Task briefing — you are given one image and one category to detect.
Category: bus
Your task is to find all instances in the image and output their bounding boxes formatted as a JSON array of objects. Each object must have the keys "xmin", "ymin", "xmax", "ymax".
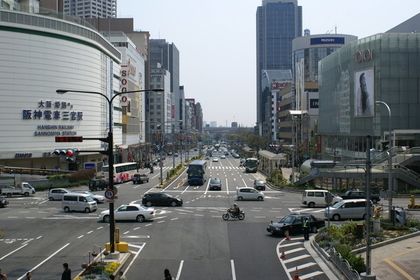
[
  {"xmin": 245, "ymin": 158, "xmax": 259, "ymax": 173},
  {"xmin": 98, "ymin": 162, "xmax": 138, "ymax": 183},
  {"xmin": 187, "ymin": 160, "xmax": 208, "ymax": 185}
]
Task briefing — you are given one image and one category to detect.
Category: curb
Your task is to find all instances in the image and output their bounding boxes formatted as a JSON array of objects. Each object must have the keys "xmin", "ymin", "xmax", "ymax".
[{"xmin": 352, "ymin": 230, "xmax": 420, "ymax": 254}]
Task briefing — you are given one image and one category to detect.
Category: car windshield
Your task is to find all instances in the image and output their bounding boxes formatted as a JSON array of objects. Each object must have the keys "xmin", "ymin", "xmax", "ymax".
[
  {"xmin": 211, "ymin": 179, "xmax": 220, "ymax": 184},
  {"xmin": 331, "ymin": 200, "xmax": 345, "ymax": 208},
  {"xmin": 279, "ymin": 215, "xmax": 296, "ymax": 224},
  {"xmin": 85, "ymin": 196, "xmax": 94, "ymax": 202}
]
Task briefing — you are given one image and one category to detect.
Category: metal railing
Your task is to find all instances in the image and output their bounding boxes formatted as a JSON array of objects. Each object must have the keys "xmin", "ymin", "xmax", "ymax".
[{"xmin": 329, "ymin": 247, "xmax": 360, "ymax": 280}]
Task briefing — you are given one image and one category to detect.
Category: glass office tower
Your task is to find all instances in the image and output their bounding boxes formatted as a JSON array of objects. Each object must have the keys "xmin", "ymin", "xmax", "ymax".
[{"xmin": 256, "ymin": 0, "xmax": 302, "ymax": 139}]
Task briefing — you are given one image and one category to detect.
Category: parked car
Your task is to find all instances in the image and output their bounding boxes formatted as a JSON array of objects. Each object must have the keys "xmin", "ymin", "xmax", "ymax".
[
  {"xmin": 209, "ymin": 178, "xmax": 222, "ymax": 190},
  {"xmin": 324, "ymin": 199, "xmax": 373, "ymax": 221},
  {"xmin": 0, "ymin": 196, "xmax": 9, "ymax": 208},
  {"xmin": 266, "ymin": 213, "xmax": 325, "ymax": 236},
  {"xmin": 48, "ymin": 188, "xmax": 72, "ymax": 201},
  {"xmin": 99, "ymin": 204, "xmax": 155, "ymax": 223},
  {"xmin": 141, "ymin": 193, "xmax": 183, "ymax": 207},
  {"xmin": 88, "ymin": 179, "xmax": 108, "ymax": 191},
  {"xmin": 236, "ymin": 187, "xmax": 265, "ymax": 201},
  {"xmin": 254, "ymin": 179, "xmax": 266, "ymax": 191},
  {"xmin": 302, "ymin": 189, "xmax": 342, "ymax": 208},
  {"xmin": 74, "ymin": 191, "xmax": 106, "ymax": 203},
  {"xmin": 132, "ymin": 174, "xmax": 149, "ymax": 184}
]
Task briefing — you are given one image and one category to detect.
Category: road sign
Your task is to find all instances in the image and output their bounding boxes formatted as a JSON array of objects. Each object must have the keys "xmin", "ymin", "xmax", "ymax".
[
  {"xmin": 104, "ymin": 189, "xmax": 115, "ymax": 199},
  {"xmin": 159, "ymin": 161, "xmax": 164, "ymax": 167},
  {"xmin": 55, "ymin": 136, "xmax": 83, "ymax": 142}
]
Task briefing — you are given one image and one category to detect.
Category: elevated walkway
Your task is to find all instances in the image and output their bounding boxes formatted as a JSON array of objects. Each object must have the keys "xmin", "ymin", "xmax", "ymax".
[{"xmin": 294, "ymin": 147, "xmax": 420, "ymax": 189}]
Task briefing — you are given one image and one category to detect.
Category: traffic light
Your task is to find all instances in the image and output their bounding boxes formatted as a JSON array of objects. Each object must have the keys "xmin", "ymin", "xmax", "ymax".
[{"xmin": 52, "ymin": 148, "xmax": 79, "ymax": 163}]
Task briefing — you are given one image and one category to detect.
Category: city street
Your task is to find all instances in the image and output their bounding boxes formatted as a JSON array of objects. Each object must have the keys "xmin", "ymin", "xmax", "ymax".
[{"xmin": 0, "ymin": 154, "xmax": 417, "ymax": 279}]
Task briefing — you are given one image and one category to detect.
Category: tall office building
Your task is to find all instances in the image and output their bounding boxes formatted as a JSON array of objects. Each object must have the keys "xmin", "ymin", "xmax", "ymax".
[
  {"xmin": 256, "ymin": 0, "xmax": 302, "ymax": 139},
  {"xmin": 63, "ymin": 0, "xmax": 116, "ymax": 18},
  {"xmin": 149, "ymin": 39, "xmax": 183, "ymax": 132}
]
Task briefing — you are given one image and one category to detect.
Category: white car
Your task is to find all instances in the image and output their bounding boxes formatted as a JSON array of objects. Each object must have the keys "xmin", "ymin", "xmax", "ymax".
[
  {"xmin": 236, "ymin": 187, "xmax": 265, "ymax": 201},
  {"xmin": 48, "ymin": 188, "xmax": 72, "ymax": 201},
  {"xmin": 74, "ymin": 191, "xmax": 106, "ymax": 203},
  {"xmin": 220, "ymin": 155, "xmax": 226, "ymax": 159},
  {"xmin": 212, "ymin": 157, "xmax": 219, "ymax": 162},
  {"xmin": 99, "ymin": 204, "xmax": 155, "ymax": 223}
]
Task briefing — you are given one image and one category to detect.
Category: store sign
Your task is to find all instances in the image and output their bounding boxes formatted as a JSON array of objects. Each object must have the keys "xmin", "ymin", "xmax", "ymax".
[
  {"xmin": 354, "ymin": 49, "xmax": 373, "ymax": 63},
  {"xmin": 310, "ymin": 37, "xmax": 345, "ymax": 45},
  {"xmin": 22, "ymin": 101, "xmax": 81, "ymax": 137}
]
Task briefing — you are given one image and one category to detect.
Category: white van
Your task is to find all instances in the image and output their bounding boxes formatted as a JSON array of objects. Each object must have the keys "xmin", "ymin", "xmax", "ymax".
[
  {"xmin": 302, "ymin": 189, "xmax": 342, "ymax": 208},
  {"xmin": 62, "ymin": 193, "xmax": 97, "ymax": 213},
  {"xmin": 324, "ymin": 199, "xmax": 373, "ymax": 220}
]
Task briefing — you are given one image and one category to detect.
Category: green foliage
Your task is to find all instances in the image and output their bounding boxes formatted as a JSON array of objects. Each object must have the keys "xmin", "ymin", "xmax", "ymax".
[
  {"xmin": 34, "ymin": 181, "xmax": 89, "ymax": 191},
  {"xmin": 267, "ymin": 169, "xmax": 286, "ymax": 186},
  {"xmin": 47, "ymin": 174, "xmax": 70, "ymax": 181},
  {"xmin": 68, "ymin": 169, "xmax": 95, "ymax": 183}
]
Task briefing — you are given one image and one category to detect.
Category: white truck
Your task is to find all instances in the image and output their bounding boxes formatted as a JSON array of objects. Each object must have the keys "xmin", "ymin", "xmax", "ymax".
[{"xmin": 0, "ymin": 182, "xmax": 36, "ymax": 197}]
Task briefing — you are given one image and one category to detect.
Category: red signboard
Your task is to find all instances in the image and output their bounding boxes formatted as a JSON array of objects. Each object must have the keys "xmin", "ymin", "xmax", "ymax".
[{"xmin": 55, "ymin": 137, "xmax": 83, "ymax": 142}]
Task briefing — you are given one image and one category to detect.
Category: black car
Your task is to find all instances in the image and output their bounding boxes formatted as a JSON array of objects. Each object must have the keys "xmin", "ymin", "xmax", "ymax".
[
  {"xmin": 132, "ymin": 174, "xmax": 149, "ymax": 184},
  {"xmin": 88, "ymin": 179, "xmax": 108, "ymax": 191},
  {"xmin": 0, "ymin": 196, "xmax": 9, "ymax": 208},
  {"xmin": 266, "ymin": 213, "xmax": 325, "ymax": 236},
  {"xmin": 142, "ymin": 193, "xmax": 183, "ymax": 207}
]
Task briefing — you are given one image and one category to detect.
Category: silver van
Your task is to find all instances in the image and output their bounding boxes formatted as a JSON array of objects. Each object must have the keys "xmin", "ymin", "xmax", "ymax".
[
  {"xmin": 302, "ymin": 189, "xmax": 342, "ymax": 208},
  {"xmin": 324, "ymin": 199, "xmax": 373, "ymax": 221},
  {"xmin": 62, "ymin": 193, "xmax": 97, "ymax": 213}
]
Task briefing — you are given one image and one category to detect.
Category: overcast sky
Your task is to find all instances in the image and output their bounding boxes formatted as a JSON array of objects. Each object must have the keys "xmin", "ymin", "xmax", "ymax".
[{"xmin": 117, "ymin": 0, "xmax": 419, "ymax": 128}]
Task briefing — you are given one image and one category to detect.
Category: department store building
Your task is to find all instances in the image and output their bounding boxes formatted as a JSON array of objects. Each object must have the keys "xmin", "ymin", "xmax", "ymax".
[
  {"xmin": 318, "ymin": 32, "xmax": 420, "ymax": 161},
  {"xmin": 0, "ymin": 7, "xmax": 122, "ymax": 170}
]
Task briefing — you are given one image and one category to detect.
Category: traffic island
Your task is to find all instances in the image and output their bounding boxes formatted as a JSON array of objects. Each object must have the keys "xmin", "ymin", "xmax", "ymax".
[{"xmin": 74, "ymin": 249, "xmax": 132, "ymax": 280}]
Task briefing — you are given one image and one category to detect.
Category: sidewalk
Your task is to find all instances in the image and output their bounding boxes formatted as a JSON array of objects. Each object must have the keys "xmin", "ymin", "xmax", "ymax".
[{"xmin": 369, "ymin": 233, "xmax": 420, "ymax": 280}]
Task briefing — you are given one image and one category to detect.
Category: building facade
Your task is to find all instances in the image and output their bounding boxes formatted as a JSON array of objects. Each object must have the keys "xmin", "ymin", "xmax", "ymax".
[
  {"xmin": 256, "ymin": 0, "xmax": 302, "ymax": 138},
  {"xmin": 63, "ymin": 0, "xmax": 116, "ymax": 18},
  {"xmin": 319, "ymin": 33, "xmax": 420, "ymax": 160},
  {"xmin": 0, "ymin": 6, "xmax": 121, "ymax": 170}
]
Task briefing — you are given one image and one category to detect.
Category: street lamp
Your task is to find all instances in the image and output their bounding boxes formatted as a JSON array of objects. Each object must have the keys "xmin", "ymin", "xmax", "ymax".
[
  {"xmin": 56, "ymin": 88, "xmax": 163, "ymax": 253},
  {"xmin": 375, "ymin": 101, "xmax": 393, "ymax": 220}
]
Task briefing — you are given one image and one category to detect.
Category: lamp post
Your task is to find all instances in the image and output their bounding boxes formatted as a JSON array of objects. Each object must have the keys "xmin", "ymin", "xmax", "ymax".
[
  {"xmin": 375, "ymin": 101, "xmax": 393, "ymax": 220},
  {"xmin": 57, "ymin": 88, "xmax": 163, "ymax": 253}
]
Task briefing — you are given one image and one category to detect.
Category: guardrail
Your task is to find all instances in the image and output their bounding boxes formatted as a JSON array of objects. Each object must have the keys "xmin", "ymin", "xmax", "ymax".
[{"xmin": 328, "ymin": 247, "xmax": 360, "ymax": 280}]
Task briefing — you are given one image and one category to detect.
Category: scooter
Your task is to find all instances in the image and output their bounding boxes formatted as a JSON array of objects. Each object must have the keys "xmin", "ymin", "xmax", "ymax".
[{"xmin": 222, "ymin": 208, "xmax": 245, "ymax": 220}]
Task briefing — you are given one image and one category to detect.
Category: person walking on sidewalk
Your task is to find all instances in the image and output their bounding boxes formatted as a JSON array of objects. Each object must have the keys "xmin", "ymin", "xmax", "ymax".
[{"xmin": 61, "ymin": 263, "xmax": 71, "ymax": 280}]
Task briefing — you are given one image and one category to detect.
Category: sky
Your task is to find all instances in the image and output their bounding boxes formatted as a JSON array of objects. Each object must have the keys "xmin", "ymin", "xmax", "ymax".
[{"xmin": 117, "ymin": 0, "xmax": 419, "ymax": 128}]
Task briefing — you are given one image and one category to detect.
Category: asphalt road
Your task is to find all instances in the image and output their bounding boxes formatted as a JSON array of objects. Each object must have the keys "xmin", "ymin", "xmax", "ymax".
[{"xmin": 1, "ymin": 152, "xmax": 417, "ymax": 279}]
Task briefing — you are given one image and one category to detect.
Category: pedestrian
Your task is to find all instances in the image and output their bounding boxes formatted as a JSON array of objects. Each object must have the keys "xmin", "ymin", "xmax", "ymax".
[
  {"xmin": 25, "ymin": 272, "xmax": 32, "ymax": 280},
  {"xmin": 119, "ymin": 270, "xmax": 127, "ymax": 280},
  {"xmin": 302, "ymin": 217, "xmax": 310, "ymax": 241},
  {"xmin": 164, "ymin": 268, "xmax": 173, "ymax": 280},
  {"xmin": 61, "ymin": 263, "xmax": 71, "ymax": 280},
  {"xmin": 0, "ymin": 269, "xmax": 7, "ymax": 280}
]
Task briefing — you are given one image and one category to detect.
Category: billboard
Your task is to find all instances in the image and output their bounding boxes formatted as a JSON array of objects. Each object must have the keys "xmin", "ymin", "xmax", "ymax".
[{"xmin": 354, "ymin": 68, "xmax": 374, "ymax": 117}]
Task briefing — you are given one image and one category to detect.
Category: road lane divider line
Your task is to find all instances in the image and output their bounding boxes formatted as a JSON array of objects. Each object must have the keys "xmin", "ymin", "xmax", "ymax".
[
  {"xmin": 230, "ymin": 259, "xmax": 236, "ymax": 280},
  {"xmin": 0, "ymin": 244, "xmax": 28, "ymax": 260},
  {"xmin": 16, "ymin": 243, "xmax": 70, "ymax": 280},
  {"xmin": 175, "ymin": 260, "xmax": 184, "ymax": 280}
]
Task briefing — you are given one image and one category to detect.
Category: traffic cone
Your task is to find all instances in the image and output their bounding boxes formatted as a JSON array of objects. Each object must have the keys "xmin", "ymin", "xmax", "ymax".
[
  {"xmin": 285, "ymin": 230, "xmax": 291, "ymax": 240},
  {"xmin": 280, "ymin": 247, "xmax": 286, "ymax": 259},
  {"xmin": 293, "ymin": 267, "xmax": 300, "ymax": 280}
]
